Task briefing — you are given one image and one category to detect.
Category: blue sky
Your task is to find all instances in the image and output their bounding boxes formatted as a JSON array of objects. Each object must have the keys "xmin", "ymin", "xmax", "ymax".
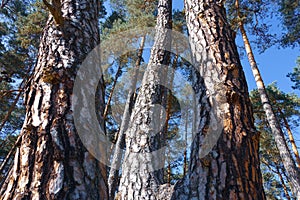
[{"xmin": 240, "ymin": 39, "xmax": 299, "ymax": 95}]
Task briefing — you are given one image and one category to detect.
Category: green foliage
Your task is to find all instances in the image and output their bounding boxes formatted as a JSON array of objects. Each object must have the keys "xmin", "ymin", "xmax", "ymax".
[
  {"xmin": 16, "ymin": 0, "xmax": 48, "ymax": 49},
  {"xmin": 0, "ymin": 1, "xmax": 40, "ymax": 139},
  {"xmin": 279, "ymin": 0, "xmax": 300, "ymax": 47},
  {"xmin": 287, "ymin": 57, "xmax": 300, "ymax": 91},
  {"xmin": 250, "ymin": 83, "xmax": 299, "ymax": 199},
  {"xmin": 226, "ymin": 0, "xmax": 276, "ymax": 52},
  {"xmin": 0, "ymin": 0, "xmax": 47, "ymax": 83},
  {"xmin": 251, "ymin": 82, "xmax": 300, "ymax": 128},
  {"xmin": 101, "ymin": 0, "xmax": 157, "ymax": 38},
  {"xmin": 172, "ymin": 10, "xmax": 186, "ymax": 33},
  {"xmin": 226, "ymin": 0, "xmax": 300, "ymax": 50}
]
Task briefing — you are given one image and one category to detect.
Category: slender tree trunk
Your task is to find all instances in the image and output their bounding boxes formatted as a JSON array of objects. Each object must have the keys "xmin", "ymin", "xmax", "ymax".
[
  {"xmin": 103, "ymin": 64, "xmax": 122, "ymax": 120},
  {"xmin": 162, "ymin": 53, "xmax": 177, "ymax": 184},
  {"xmin": 108, "ymin": 35, "xmax": 146, "ymax": 200},
  {"xmin": 0, "ymin": 0, "xmax": 108, "ymax": 199},
  {"xmin": 183, "ymin": 110, "xmax": 188, "ymax": 177},
  {"xmin": 235, "ymin": 0, "xmax": 300, "ymax": 197},
  {"xmin": 276, "ymin": 165, "xmax": 291, "ymax": 200},
  {"xmin": 167, "ymin": 156, "xmax": 171, "ymax": 184},
  {"xmin": 171, "ymin": 0, "xmax": 266, "ymax": 199},
  {"xmin": 118, "ymin": 0, "xmax": 172, "ymax": 199},
  {"xmin": 281, "ymin": 165, "xmax": 295, "ymax": 199},
  {"xmin": 278, "ymin": 107, "xmax": 300, "ymax": 169}
]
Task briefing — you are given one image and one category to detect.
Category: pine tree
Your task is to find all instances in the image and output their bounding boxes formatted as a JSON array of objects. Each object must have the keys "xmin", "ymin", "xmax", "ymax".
[
  {"xmin": 0, "ymin": 0, "xmax": 45, "ymax": 180},
  {"xmin": 0, "ymin": 0, "xmax": 108, "ymax": 199},
  {"xmin": 171, "ymin": 0, "xmax": 265, "ymax": 198},
  {"xmin": 117, "ymin": 0, "xmax": 172, "ymax": 198},
  {"xmin": 279, "ymin": 0, "xmax": 300, "ymax": 47},
  {"xmin": 250, "ymin": 83, "xmax": 300, "ymax": 199}
]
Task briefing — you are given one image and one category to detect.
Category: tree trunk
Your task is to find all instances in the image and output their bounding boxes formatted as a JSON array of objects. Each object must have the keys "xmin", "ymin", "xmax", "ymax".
[
  {"xmin": 276, "ymin": 165, "xmax": 291, "ymax": 200},
  {"xmin": 183, "ymin": 110, "xmax": 188, "ymax": 177},
  {"xmin": 117, "ymin": 0, "xmax": 172, "ymax": 199},
  {"xmin": 0, "ymin": 0, "xmax": 108, "ymax": 199},
  {"xmin": 278, "ymin": 107, "xmax": 300, "ymax": 169},
  {"xmin": 103, "ymin": 64, "xmax": 122, "ymax": 120},
  {"xmin": 171, "ymin": 0, "xmax": 266, "ymax": 199},
  {"xmin": 235, "ymin": 0, "xmax": 300, "ymax": 197},
  {"xmin": 108, "ymin": 35, "xmax": 146, "ymax": 200}
]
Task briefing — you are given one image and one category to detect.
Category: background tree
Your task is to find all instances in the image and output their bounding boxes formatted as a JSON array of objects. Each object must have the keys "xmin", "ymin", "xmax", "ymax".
[
  {"xmin": 278, "ymin": 0, "xmax": 300, "ymax": 47},
  {"xmin": 250, "ymin": 83, "xmax": 300, "ymax": 199},
  {"xmin": 287, "ymin": 57, "xmax": 300, "ymax": 91}
]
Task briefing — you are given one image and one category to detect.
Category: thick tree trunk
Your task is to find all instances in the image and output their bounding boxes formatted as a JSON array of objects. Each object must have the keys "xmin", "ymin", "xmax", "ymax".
[
  {"xmin": 235, "ymin": 0, "xmax": 300, "ymax": 197},
  {"xmin": 0, "ymin": 0, "xmax": 108, "ymax": 199},
  {"xmin": 171, "ymin": 0, "xmax": 266, "ymax": 199},
  {"xmin": 117, "ymin": 0, "xmax": 172, "ymax": 199}
]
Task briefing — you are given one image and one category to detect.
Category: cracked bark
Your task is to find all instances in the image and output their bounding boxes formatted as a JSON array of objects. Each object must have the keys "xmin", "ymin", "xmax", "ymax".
[
  {"xmin": 117, "ymin": 0, "xmax": 172, "ymax": 199},
  {"xmin": 0, "ymin": 0, "xmax": 108, "ymax": 199},
  {"xmin": 170, "ymin": 0, "xmax": 266, "ymax": 199}
]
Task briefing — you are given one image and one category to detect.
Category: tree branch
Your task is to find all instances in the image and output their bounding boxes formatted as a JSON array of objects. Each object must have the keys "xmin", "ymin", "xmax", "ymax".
[
  {"xmin": 42, "ymin": 0, "xmax": 64, "ymax": 25},
  {"xmin": 1, "ymin": 0, "xmax": 9, "ymax": 8}
]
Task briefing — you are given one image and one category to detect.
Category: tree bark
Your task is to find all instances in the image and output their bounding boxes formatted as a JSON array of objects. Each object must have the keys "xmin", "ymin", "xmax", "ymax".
[
  {"xmin": 117, "ymin": 0, "xmax": 172, "ymax": 199},
  {"xmin": 108, "ymin": 35, "xmax": 146, "ymax": 200},
  {"xmin": 0, "ymin": 0, "xmax": 108, "ymax": 199},
  {"xmin": 235, "ymin": 0, "xmax": 300, "ymax": 197},
  {"xmin": 278, "ymin": 107, "xmax": 300, "ymax": 169},
  {"xmin": 171, "ymin": 0, "xmax": 266, "ymax": 199}
]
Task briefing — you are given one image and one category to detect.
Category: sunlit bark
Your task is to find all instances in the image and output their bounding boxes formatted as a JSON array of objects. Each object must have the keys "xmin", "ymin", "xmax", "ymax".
[
  {"xmin": 171, "ymin": 0, "xmax": 266, "ymax": 199},
  {"xmin": 118, "ymin": 0, "xmax": 172, "ymax": 199},
  {"xmin": 0, "ymin": 0, "xmax": 108, "ymax": 199}
]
